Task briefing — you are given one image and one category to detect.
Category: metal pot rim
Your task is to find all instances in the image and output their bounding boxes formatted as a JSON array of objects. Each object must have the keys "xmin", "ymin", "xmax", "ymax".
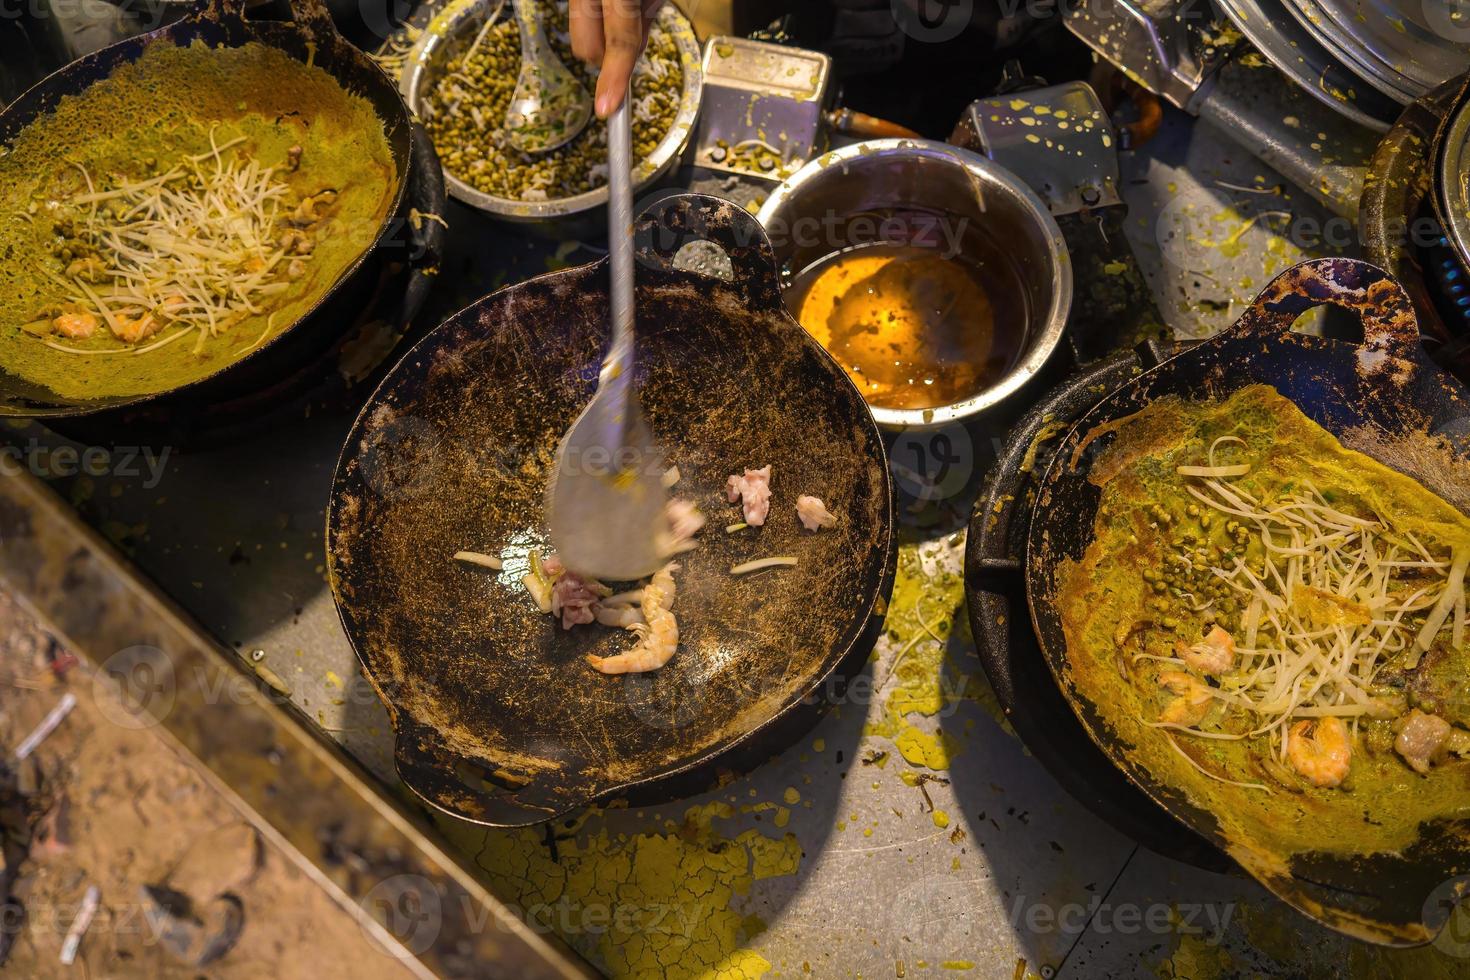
[
  {"xmin": 400, "ymin": 2, "xmax": 702, "ymax": 222},
  {"xmin": 756, "ymin": 137, "xmax": 1073, "ymax": 430}
]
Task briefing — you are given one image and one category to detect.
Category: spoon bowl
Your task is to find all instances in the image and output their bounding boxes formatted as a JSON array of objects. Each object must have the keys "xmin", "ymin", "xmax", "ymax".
[{"xmin": 505, "ymin": 0, "xmax": 593, "ymax": 154}]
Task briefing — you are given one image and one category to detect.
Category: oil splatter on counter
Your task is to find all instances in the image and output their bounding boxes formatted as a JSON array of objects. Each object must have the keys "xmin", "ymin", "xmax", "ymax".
[{"xmin": 428, "ymin": 531, "xmax": 1138, "ymax": 978}]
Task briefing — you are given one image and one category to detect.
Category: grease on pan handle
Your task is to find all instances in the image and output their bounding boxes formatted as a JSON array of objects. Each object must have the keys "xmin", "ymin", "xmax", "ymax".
[
  {"xmin": 1230, "ymin": 257, "xmax": 1423, "ymax": 360},
  {"xmin": 632, "ymin": 193, "xmax": 785, "ymax": 310}
]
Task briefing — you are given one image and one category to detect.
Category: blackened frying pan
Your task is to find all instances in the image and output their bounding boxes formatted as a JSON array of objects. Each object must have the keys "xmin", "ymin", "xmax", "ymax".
[
  {"xmin": 0, "ymin": 0, "xmax": 415, "ymax": 417},
  {"xmin": 1027, "ymin": 258, "xmax": 1470, "ymax": 945},
  {"xmin": 327, "ymin": 194, "xmax": 896, "ymax": 827}
]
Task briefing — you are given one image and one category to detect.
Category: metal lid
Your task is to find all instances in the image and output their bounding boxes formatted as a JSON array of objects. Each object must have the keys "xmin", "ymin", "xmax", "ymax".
[
  {"xmin": 1437, "ymin": 90, "xmax": 1470, "ymax": 271},
  {"xmin": 1280, "ymin": 0, "xmax": 1470, "ymax": 103},
  {"xmin": 1212, "ymin": 0, "xmax": 1401, "ymax": 131}
]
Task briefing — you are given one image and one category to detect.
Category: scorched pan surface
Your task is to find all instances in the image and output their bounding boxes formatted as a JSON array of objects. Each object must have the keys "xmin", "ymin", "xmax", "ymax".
[{"xmin": 327, "ymin": 195, "xmax": 895, "ymax": 826}]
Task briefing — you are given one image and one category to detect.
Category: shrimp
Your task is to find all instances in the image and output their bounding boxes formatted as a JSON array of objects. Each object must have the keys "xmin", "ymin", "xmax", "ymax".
[
  {"xmin": 1286, "ymin": 716, "xmax": 1352, "ymax": 788},
  {"xmin": 109, "ymin": 311, "xmax": 162, "ymax": 343},
  {"xmin": 52, "ymin": 312, "xmax": 98, "ymax": 339},
  {"xmin": 586, "ymin": 564, "xmax": 679, "ymax": 674},
  {"xmin": 594, "ymin": 605, "xmax": 644, "ymax": 629},
  {"xmin": 1157, "ymin": 670, "xmax": 1213, "ymax": 726},
  {"xmin": 1177, "ymin": 625, "xmax": 1236, "ymax": 676}
]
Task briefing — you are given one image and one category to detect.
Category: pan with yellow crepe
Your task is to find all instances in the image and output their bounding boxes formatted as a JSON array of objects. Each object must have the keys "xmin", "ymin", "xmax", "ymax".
[{"xmin": 1027, "ymin": 257, "xmax": 1470, "ymax": 944}]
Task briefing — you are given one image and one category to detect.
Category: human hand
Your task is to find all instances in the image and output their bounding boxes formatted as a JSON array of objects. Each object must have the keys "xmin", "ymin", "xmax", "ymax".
[{"xmin": 569, "ymin": 0, "xmax": 665, "ymax": 118}]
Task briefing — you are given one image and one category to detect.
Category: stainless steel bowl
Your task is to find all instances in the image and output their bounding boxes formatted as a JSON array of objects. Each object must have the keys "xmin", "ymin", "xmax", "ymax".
[
  {"xmin": 756, "ymin": 138, "xmax": 1072, "ymax": 430},
  {"xmin": 400, "ymin": 0, "xmax": 701, "ymax": 227}
]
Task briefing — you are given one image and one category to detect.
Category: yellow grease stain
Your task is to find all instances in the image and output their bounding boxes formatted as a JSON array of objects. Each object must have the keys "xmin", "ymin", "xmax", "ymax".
[
  {"xmin": 1151, "ymin": 930, "xmax": 1234, "ymax": 979},
  {"xmin": 862, "ymin": 539, "xmax": 1008, "ymax": 771},
  {"xmin": 438, "ymin": 801, "xmax": 800, "ymax": 978}
]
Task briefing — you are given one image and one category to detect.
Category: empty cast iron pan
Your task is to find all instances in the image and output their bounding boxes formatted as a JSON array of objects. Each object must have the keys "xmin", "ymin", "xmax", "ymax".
[
  {"xmin": 327, "ymin": 194, "xmax": 896, "ymax": 827},
  {"xmin": 1026, "ymin": 257, "xmax": 1470, "ymax": 944}
]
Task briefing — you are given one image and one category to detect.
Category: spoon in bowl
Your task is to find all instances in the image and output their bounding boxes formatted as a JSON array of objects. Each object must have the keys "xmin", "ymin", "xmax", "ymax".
[
  {"xmin": 504, "ymin": 0, "xmax": 593, "ymax": 153},
  {"xmin": 546, "ymin": 89, "xmax": 669, "ymax": 581}
]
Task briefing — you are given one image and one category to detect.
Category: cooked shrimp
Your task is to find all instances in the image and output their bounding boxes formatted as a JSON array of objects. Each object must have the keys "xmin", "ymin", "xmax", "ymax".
[
  {"xmin": 594, "ymin": 605, "xmax": 644, "ymax": 628},
  {"xmin": 1286, "ymin": 716, "xmax": 1352, "ymax": 788},
  {"xmin": 52, "ymin": 312, "xmax": 98, "ymax": 339},
  {"xmin": 587, "ymin": 563, "xmax": 679, "ymax": 674},
  {"xmin": 795, "ymin": 494, "xmax": 837, "ymax": 531},
  {"xmin": 727, "ymin": 466, "xmax": 772, "ymax": 526},
  {"xmin": 1157, "ymin": 670, "xmax": 1213, "ymax": 726},
  {"xmin": 109, "ymin": 311, "xmax": 162, "ymax": 343},
  {"xmin": 1177, "ymin": 625, "xmax": 1235, "ymax": 676}
]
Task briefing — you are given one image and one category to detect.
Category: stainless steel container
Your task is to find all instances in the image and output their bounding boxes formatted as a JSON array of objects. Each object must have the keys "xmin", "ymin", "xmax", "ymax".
[
  {"xmin": 756, "ymin": 138, "xmax": 1072, "ymax": 429},
  {"xmin": 400, "ymin": 0, "xmax": 701, "ymax": 232}
]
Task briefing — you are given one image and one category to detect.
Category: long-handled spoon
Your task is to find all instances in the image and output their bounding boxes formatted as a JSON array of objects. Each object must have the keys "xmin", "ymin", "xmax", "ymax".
[{"xmin": 546, "ymin": 90, "xmax": 668, "ymax": 581}]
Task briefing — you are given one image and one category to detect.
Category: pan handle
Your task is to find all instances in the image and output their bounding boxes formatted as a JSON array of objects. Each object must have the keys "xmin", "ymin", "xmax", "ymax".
[
  {"xmin": 1231, "ymin": 258, "xmax": 1423, "ymax": 360},
  {"xmin": 393, "ymin": 723, "xmax": 563, "ymax": 827},
  {"xmin": 203, "ymin": 0, "xmax": 339, "ymax": 35},
  {"xmin": 632, "ymin": 193, "xmax": 786, "ymax": 311}
]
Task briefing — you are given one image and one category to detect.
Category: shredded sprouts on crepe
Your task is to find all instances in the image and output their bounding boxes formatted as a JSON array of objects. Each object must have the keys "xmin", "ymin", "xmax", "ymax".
[
  {"xmin": 45, "ymin": 127, "xmax": 324, "ymax": 353},
  {"xmin": 1150, "ymin": 436, "xmax": 1468, "ymax": 767}
]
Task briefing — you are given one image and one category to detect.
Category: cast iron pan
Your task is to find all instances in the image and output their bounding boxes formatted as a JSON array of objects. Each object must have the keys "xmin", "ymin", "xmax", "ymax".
[
  {"xmin": 327, "ymin": 194, "xmax": 896, "ymax": 827},
  {"xmin": 1027, "ymin": 257, "xmax": 1470, "ymax": 944},
  {"xmin": 0, "ymin": 0, "xmax": 415, "ymax": 419},
  {"xmin": 965, "ymin": 342, "xmax": 1231, "ymax": 872}
]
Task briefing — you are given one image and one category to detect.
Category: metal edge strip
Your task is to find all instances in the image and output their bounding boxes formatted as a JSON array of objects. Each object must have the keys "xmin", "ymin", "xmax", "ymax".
[{"xmin": 0, "ymin": 467, "xmax": 594, "ymax": 980}]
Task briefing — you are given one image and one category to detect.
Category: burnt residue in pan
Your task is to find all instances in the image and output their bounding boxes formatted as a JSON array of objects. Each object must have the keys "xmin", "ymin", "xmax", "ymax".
[{"xmin": 328, "ymin": 195, "xmax": 896, "ymax": 826}]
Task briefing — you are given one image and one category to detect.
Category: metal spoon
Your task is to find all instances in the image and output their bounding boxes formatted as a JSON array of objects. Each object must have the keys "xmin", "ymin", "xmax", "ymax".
[
  {"xmin": 504, "ymin": 0, "xmax": 593, "ymax": 153},
  {"xmin": 546, "ymin": 91, "xmax": 668, "ymax": 581}
]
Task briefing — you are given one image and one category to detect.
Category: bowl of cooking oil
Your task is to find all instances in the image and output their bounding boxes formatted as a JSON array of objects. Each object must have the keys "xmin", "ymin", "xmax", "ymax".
[{"xmin": 756, "ymin": 139, "xmax": 1071, "ymax": 429}]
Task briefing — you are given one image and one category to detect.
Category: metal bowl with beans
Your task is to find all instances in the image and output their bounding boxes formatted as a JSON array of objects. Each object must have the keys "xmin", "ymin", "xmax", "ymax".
[{"xmin": 402, "ymin": 0, "xmax": 701, "ymax": 226}]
